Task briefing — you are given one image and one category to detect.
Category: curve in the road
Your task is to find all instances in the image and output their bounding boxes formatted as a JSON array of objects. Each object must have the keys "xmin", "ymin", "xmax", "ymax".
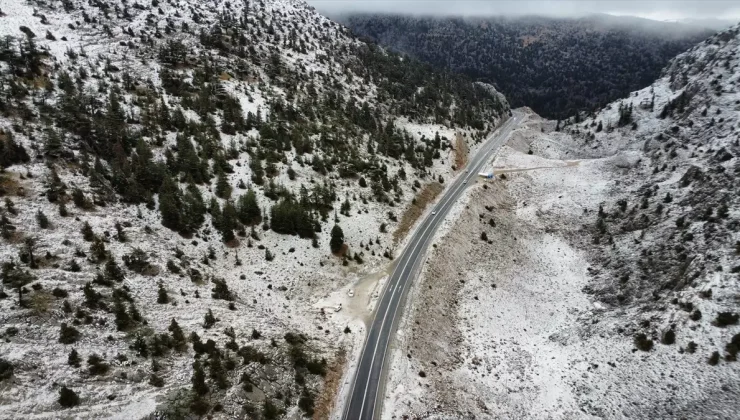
[{"xmin": 343, "ymin": 111, "xmax": 521, "ymax": 420}]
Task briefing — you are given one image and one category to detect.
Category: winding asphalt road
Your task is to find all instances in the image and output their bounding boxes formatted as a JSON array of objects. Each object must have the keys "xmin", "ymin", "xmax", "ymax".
[{"xmin": 342, "ymin": 110, "xmax": 522, "ymax": 420}]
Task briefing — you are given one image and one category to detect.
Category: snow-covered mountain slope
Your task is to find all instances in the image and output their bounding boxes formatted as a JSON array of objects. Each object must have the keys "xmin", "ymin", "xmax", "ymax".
[
  {"xmin": 560, "ymin": 23, "xmax": 740, "ymax": 310},
  {"xmin": 382, "ymin": 24, "xmax": 740, "ymax": 420},
  {"xmin": 0, "ymin": 0, "xmax": 508, "ymax": 418}
]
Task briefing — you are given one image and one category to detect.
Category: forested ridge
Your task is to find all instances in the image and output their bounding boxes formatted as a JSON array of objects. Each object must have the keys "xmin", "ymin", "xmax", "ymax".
[{"xmin": 343, "ymin": 13, "xmax": 714, "ymax": 118}]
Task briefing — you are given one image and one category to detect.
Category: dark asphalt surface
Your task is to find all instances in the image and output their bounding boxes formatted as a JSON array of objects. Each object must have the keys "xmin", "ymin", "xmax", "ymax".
[{"xmin": 342, "ymin": 111, "xmax": 522, "ymax": 420}]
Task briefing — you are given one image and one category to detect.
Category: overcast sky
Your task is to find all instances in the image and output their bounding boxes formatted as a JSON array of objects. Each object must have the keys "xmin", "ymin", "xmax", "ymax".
[{"xmin": 307, "ymin": 0, "xmax": 740, "ymax": 21}]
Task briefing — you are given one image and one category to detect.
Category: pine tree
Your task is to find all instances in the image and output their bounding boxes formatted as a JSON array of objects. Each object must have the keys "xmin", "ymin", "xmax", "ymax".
[
  {"xmin": 104, "ymin": 258, "xmax": 125, "ymax": 282},
  {"xmin": 72, "ymin": 188, "xmax": 91, "ymax": 209},
  {"xmin": 270, "ymin": 198, "xmax": 316, "ymax": 238},
  {"xmin": 618, "ymin": 102, "xmax": 633, "ymax": 127},
  {"xmin": 67, "ymin": 349, "xmax": 81, "ymax": 367},
  {"xmin": 1, "ymin": 261, "xmax": 35, "ymax": 307},
  {"xmin": 237, "ymin": 188, "xmax": 261, "ymax": 225},
  {"xmin": 211, "ymin": 278, "xmax": 234, "ymax": 301},
  {"xmin": 340, "ymin": 197, "xmax": 351, "ymax": 216},
  {"xmin": 44, "ymin": 128, "xmax": 63, "ymax": 158},
  {"xmin": 46, "ymin": 167, "xmax": 66, "ymax": 203},
  {"xmin": 58, "ymin": 386, "xmax": 80, "ymax": 408},
  {"xmin": 21, "ymin": 237, "xmax": 37, "ymax": 268},
  {"xmin": 0, "ymin": 130, "xmax": 30, "ymax": 168},
  {"xmin": 132, "ymin": 334, "xmax": 149, "ymax": 358},
  {"xmin": 83, "ymin": 282, "xmax": 102, "ymax": 308},
  {"xmin": 250, "ymin": 158, "xmax": 265, "ymax": 185},
  {"xmin": 36, "ymin": 210, "xmax": 49, "ymax": 228},
  {"xmin": 209, "ymin": 352, "xmax": 229, "ymax": 389},
  {"xmin": 87, "ymin": 354, "xmax": 109, "ymax": 376},
  {"xmin": 215, "ymin": 169, "xmax": 232, "ymax": 199},
  {"xmin": 330, "ymin": 224, "xmax": 344, "ymax": 254},
  {"xmin": 169, "ymin": 318, "xmax": 187, "ymax": 351},
  {"xmin": 81, "ymin": 221, "xmax": 95, "ymax": 241},
  {"xmin": 191, "ymin": 360, "xmax": 209, "ymax": 395},
  {"xmin": 132, "ymin": 138, "xmax": 164, "ymax": 195},
  {"xmin": 89, "ymin": 238, "xmax": 107, "ymax": 263},
  {"xmin": 114, "ymin": 300, "xmax": 132, "ymax": 331},
  {"xmin": 59, "ymin": 323, "xmax": 80, "ymax": 344},
  {"xmin": 129, "ymin": 302, "xmax": 143, "ymax": 323},
  {"xmin": 220, "ymin": 200, "xmax": 238, "ymax": 242},
  {"xmin": 157, "ymin": 283, "xmax": 169, "ymax": 304},
  {"xmin": 0, "ymin": 214, "xmax": 14, "ymax": 240},
  {"xmin": 149, "ymin": 373, "xmax": 164, "ymax": 387},
  {"xmin": 182, "ymin": 182, "xmax": 206, "ymax": 234},
  {"xmin": 158, "ymin": 174, "xmax": 183, "ymax": 232},
  {"xmin": 175, "ymin": 135, "xmax": 208, "ymax": 183},
  {"xmin": 114, "ymin": 222, "xmax": 128, "ymax": 242},
  {"xmin": 203, "ymin": 309, "xmax": 217, "ymax": 329},
  {"xmin": 210, "ymin": 197, "xmax": 222, "ymax": 230}
]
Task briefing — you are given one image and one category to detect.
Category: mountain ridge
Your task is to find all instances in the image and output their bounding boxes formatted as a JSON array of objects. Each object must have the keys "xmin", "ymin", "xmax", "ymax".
[{"xmin": 341, "ymin": 13, "xmax": 716, "ymax": 119}]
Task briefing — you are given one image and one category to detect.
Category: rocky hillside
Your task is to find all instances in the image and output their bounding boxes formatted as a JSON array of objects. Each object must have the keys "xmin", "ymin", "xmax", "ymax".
[
  {"xmin": 0, "ymin": 0, "xmax": 508, "ymax": 418},
  {"xmin": 342, "ymin": 13, "xmax": 713, "ymax": 119},
  {"xmin": 560, "ymin": 23, "xmax": 740, "ymax": 313}
]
